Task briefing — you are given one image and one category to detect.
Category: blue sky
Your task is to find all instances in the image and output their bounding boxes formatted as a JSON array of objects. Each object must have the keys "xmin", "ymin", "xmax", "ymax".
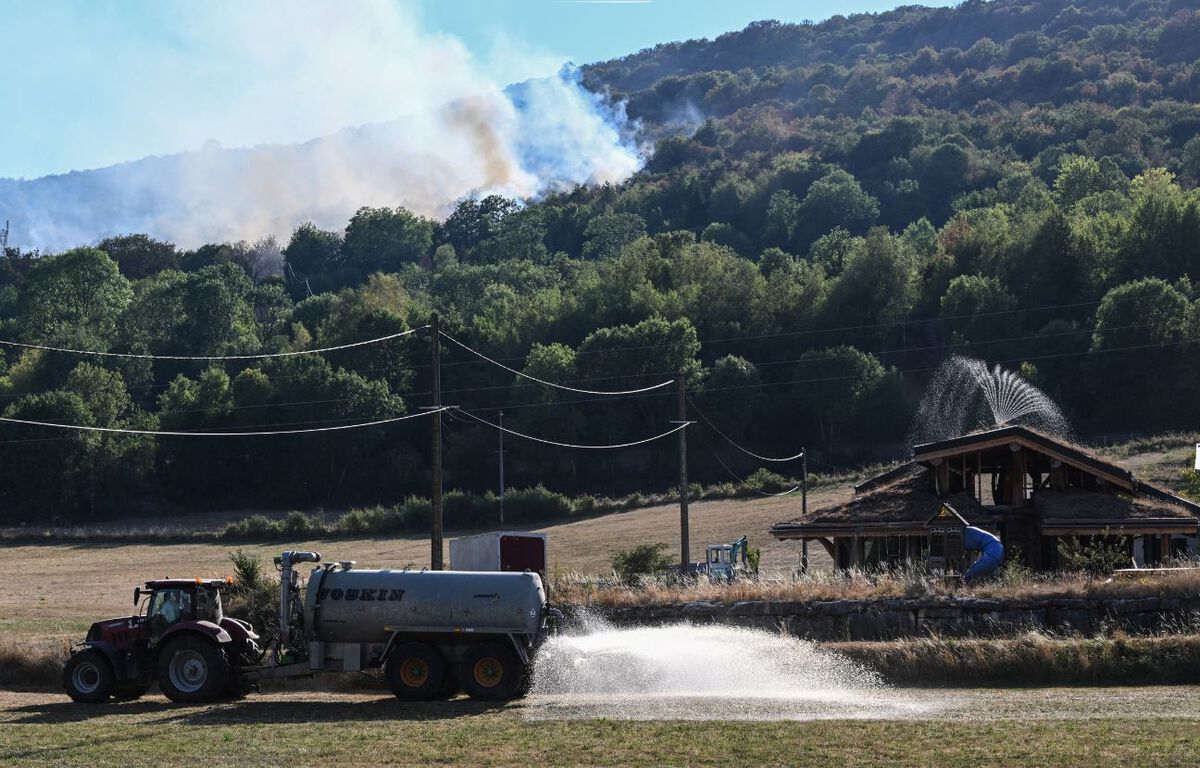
[{"xmin": 0, "ymin": 1, "xmax": 948, "ymax": 180}]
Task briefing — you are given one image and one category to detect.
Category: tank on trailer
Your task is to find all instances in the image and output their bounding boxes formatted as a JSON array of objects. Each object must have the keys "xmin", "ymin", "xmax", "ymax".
[{"xmin": 303, "ymin": 567, "xmax": 546, "ymax": 645}]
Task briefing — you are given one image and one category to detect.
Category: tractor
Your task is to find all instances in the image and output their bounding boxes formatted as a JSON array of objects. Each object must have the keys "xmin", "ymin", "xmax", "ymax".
[
  {"xmin": 704, "ymin": 536, "xmax": 753, "ymax": 582},
  {"xmin": 63, "ymin": 577, "xmax": 261, "ymax": 704}
]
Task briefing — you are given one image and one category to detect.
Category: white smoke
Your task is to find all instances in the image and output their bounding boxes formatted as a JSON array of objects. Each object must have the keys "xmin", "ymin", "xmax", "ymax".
[{"xmin": 0, "ymin": 0, "xmax": 642, "ymax": 251}]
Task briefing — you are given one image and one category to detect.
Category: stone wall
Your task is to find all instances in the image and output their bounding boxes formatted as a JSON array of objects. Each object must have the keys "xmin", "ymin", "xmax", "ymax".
[{"xmin": 591, "ymin": 595, "xmax": 1200, "ymax": 640}]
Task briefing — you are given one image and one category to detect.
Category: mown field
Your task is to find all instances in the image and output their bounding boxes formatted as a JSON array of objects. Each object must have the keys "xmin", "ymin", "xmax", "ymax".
[
  {"xmin": 1, "ymin": 687, "xmax": 1199, "ymax": 767},
  {"xmin": 0, "ymin": 488, "xmax": 842, "ymax": 643}
]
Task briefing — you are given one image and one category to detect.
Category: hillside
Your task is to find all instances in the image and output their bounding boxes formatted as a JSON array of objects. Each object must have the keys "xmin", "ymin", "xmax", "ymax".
[{"xmin": 2, "ymin": 0, "xmax": 1200, "ymax": 521}]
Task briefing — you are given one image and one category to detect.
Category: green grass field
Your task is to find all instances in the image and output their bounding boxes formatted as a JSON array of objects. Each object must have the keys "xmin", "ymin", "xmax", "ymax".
[{"xmin": 2, "ymin": 688, "xmax": 1199, "ymax": 768}]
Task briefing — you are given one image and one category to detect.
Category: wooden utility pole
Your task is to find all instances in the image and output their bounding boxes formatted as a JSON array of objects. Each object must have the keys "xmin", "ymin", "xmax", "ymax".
[
  {"xmin": 676, "ymin": 373, "xmax": 690, "ymax": 571},
  {"xmin": 498, "ymin": 411, "xmax": 505, "ymax": 526},
  {"xmin": 430, "ymin": 312, "xmax": 444, "ymax": 570},
  {"xmin": 800, "ymin": 447, "xmax": 809, "ymax": 574}
]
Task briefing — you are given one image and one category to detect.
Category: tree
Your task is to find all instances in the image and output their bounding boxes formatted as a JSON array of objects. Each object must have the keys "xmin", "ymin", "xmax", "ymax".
[
  {"xmin": 582, "ymin": 212, "xmax": 647, "ymax": 260},
  {"xmin": 283, "ymin": 223, "xmax": 344, "ymax": 281},
  {"xmin": 342, "ymin": 206, "xmax": 434, "ymax": 274},
  {"xmin": 97, "ymin": 234, "xmax": 179, "ymax": 280},
  {"xmin": 19, "ymin": 248, "xmax": 132, "ymax": 351},
  {"xmin": 792, "ymin": 169, "xmax": 879, "ymax": 251},
  {"xmin": 823, "ymin": 228, "xmax": 916, "ymax": 327},
  {"xmin": 792, "ymin": 345, "xmax": 888, "ymax": 449},
  {"xmin": 940, "ymin": 274, "xmax": 1017, "ymax": 343},
  {"xmin": 439, "ymin": 195, "xmax": 518, "ymax": 260},
  {"xmin": 1088, "ymin": 278, "xmax": 1193, "ymax": 431}
]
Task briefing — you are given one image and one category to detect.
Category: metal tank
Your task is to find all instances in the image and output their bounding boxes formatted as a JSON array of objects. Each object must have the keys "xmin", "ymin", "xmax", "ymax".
[{"xmin": 302, "ymin": 565, "xmax": 547, "ymax": 645}]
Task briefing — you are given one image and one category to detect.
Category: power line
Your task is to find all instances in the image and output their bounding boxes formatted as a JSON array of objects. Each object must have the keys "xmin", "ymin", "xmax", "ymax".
[
  {"xmin": 688, "ymin": 398, "xmax": 805, "ymax": 462},
  {"xmin": 0, "ymin": 407, "xmax": 445, "ymax": 437},
  {"xmin": 702, "ymin": 441, "xmax": 803, "ymax": 497},
  {"xmin": 0, "ymin": 325, "xmax": 428, "ymax": 361},
  {"xmin": 449, "ymin": 406, "xmax": 688, "ymax": 450},
  {"xmin": 439, "ymin": 330, "xmax": 674, "ymax": 396}
]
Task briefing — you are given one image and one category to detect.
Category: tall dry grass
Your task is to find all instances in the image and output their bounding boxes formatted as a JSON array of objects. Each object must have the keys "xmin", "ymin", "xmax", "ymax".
[
  {"xmin": 834, "ymin": 631, "xmax": 1200, "ymax": 686},
  {"xmin": 0, "ymin": 636, "xmax": 68, "ymax": 689},
  {"xmin": 553, "ymin": 563, "xmax": 1200, "ymax": 608}
]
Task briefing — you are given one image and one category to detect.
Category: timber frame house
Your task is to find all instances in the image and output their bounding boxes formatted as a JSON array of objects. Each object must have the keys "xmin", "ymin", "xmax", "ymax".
[{"xmin": 772, "ymin": 426, "xmax": 1200, "ymax": 571}]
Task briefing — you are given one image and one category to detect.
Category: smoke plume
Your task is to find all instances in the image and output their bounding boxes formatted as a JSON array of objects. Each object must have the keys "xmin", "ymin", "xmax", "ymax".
[{"xmin": 0, "ymin": 1, "xmax": 642, "ymax": 251}]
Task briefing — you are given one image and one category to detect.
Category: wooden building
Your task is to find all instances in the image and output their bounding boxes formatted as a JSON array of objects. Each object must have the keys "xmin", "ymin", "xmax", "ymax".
[{"xmin": 772, "ymin": 425, "xmax": 1200, "ymax": 571}]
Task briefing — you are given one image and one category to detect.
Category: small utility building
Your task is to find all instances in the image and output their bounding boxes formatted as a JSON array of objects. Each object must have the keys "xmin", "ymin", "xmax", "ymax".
[{"xmin": 772, "ymin": 426, "xmax": 1200, "ymax": 571}]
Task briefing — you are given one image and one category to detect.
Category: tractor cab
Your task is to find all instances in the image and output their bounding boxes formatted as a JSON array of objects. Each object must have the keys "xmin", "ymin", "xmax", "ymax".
[
  {"xmin": 138, "ymin": 579, "xmax": 228, "ymax": 641},
  {"xmin": 705, "ymin": 536, "xmax": 751, "ymax": 582}
]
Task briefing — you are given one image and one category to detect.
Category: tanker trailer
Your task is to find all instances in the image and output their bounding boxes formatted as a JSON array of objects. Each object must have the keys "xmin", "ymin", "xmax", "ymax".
[{"xmin": 243, "ymin": 551, "xmax": 559, "ymax": 702}]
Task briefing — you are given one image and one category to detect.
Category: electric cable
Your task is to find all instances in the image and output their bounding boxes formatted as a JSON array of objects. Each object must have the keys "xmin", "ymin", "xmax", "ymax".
[
  {"xmin": 449, "ymin": 406, "xmax": 688, "ymax": 449},
  {"xmin": 0, "ymin": 325, "xmax": 428, "ymax": 361},
  {"xmin": 688, "ymin": 397, "xmax": 804, "ymax": 462},
  {"xmin": 0, "ymin": 407, "xmax": 446, "ymax": 437},
  {"xmin": 438, "ymin": 330, "xmax": 674, "ymax": 396}
]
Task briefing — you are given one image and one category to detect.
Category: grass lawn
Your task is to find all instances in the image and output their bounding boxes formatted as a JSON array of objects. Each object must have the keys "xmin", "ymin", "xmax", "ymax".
[{"xmin": 1, "ymin": 689, "xmax": 1199, "ymax": 768}]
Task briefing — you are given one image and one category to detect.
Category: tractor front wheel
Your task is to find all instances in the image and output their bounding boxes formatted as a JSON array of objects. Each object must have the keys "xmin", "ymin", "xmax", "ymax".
[
  {"xmin": 63, "ymin": 649, "xmax": 115, "ymax": 703},
  {"xmin": 156, "ymin": 636, "xmax": 229, "ymax": 704}
]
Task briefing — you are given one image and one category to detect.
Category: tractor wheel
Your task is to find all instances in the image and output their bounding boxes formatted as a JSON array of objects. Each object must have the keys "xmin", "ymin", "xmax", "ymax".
[
  {"xmin": 459, "ymin": 642, "xmax": 524, "ymax": 702},
  {"xmin": 385, "ymin": 642, "xmax": 446, "ymax": 701},
  {"xmin": 63, "ymin": 649, "xmax": 115, "ymax": 703},
  {"xmin": 156, "ymin": 636, "xmax": 229, "ymax": 704},
  {"xmin": 112, "ymin": 681, "xmax": 152, "ymax": 701}
]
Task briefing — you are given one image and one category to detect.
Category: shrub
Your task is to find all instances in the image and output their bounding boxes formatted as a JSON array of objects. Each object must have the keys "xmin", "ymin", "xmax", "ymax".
[
  {"xmin": 1059, "ymin": 533, "xmax": 1131, "ymax": 575},
  {"xmin": 282, "ymin": 510, "xmax": 326, "ymax": 538},
  {"xmin": 611, "ymin": 542, "xmax": 674, "ymax": 583},
  {"xmin": 221, "ymin": 514, "xmax": 282, "ymax": 540},
  {"xmin": 505, "ymin": 485, "xmax": 573, "ymax": 522},
  {"xmin": 225, "ymin": 550, "xmax": 280, "ymax": 635}
]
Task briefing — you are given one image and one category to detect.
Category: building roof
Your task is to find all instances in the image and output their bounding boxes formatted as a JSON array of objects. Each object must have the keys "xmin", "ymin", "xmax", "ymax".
[
  {"xmin": 772, "ymin": 468, "xmax": 994, "ymax": 538},
  {"xmin": 773, "ymin": 426, "xmax": 1200, "ymax": 539},
  {"xmin": 913, "ymin": 425, "xmax": 1133, "ymax": 490},
  {"xmin": 1034, "ymin": 488, "xmax": 1198, "ymax": 532}
]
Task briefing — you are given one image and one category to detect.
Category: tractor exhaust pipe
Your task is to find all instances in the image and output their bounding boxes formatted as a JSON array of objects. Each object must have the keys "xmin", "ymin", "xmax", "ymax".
[{"xmin": 275, "ymin": 551, "xmax": 321, "ymax": 662}]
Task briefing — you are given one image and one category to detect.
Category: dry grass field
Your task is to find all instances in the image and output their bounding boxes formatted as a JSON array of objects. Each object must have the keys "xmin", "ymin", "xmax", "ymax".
[
  {"xmin": 1, "ymin": 687, "xmax": 1198, "ymax": 767},
  {"xmin": 0, "ymin": 488, "xmax": 843, "ymax": 642}
]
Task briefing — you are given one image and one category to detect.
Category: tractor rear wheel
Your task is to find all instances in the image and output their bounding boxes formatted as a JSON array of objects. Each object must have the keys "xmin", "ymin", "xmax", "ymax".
[
  {"xmin": 385, "ymin": 642, "xmax": 446, "ymax": 701},
  {"xmin": 459, "ymin": 642, "xmax": 524, "ymax": 702},
  {"xmin": 63, "ymin": 649, "xmax": 115, "ymax": 703},
  {"xmin": 156, "ymin": 636, "xmax": 229, "ymax": 704}
]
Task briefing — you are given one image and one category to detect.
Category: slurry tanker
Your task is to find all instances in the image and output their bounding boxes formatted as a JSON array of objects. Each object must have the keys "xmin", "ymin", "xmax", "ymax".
[{"xmin": 64, "ymin": 551, "xmax": 559, "ymax": 704}]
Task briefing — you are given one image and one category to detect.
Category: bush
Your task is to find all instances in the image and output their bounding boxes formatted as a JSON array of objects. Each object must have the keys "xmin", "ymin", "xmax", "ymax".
[
  {"xmin": 1059, "ymin": 533, "xmax": 1131, "ymax": 575},
  {"xmin": 505, "ymin": 485, "xmax": 574, "ymax": 522},
  {"xmin": 611, "ymin": 542, "xmax": 674, "ymax": 583},
  {"xmin": 225, "ymin": 550, "xmax": 280, "ymax": 635},
  {"xmin": 221, "ymin": 514, "xmax": 283, "ymax": 540}
]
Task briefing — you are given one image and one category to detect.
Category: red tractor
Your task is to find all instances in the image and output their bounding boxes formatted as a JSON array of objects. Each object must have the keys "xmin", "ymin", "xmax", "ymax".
[{"xmin": 63, "ymin": 577, "xmax": 261, "ymax": 704}]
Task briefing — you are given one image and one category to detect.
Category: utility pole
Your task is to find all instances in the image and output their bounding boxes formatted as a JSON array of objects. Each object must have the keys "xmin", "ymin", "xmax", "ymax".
[
  {"xmin": 498, "ymin": 410, "xmax": 506, "ymax": 526},
  {"xmin": 675, "ymin": 373, "xmax": 690, "ymax": 571},
  {"xmin": 800, "ymin": 447, "xmax": 809, "ymax": 575},
  {"xmin": 430, "ymin": 312, "xmax": 443, "ymax": 570}
]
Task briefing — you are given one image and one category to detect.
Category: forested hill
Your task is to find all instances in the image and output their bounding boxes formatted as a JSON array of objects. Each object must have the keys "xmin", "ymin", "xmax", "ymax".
[{"xmin": 3, "ymin": 0, "xmax": 1200, "ymax": 521}]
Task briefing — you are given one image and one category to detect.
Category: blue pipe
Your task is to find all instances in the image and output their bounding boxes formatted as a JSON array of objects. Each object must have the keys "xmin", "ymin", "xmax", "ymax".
[{"xmin": 962, "ymin": 526, "xmax": 1004, "ymax": 582}]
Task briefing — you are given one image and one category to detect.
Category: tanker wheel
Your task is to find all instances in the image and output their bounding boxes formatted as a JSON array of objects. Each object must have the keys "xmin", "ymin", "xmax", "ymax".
[
  {"xmin": 63, "ymin": 649, "xmax": 115, "ymax": 703},
  {"xmin": 112, "ymin": 681, "xmax": 152, "ymax": 701},
  {"xmin": 459, "ymin": 642, "xmax": 523, "ymax": 702},
  {"xmin": 385, "ymin": 642, "xmax": 446, "ymax": 701},
  {"xmin": 156, "ymin": 636, "xmax": 229, "ymax": 704}
]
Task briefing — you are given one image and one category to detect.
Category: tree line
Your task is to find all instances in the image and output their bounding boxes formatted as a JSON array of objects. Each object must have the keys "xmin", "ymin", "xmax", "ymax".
[{"xmin": 2, "ymin": 0, "xmax": 1200, "ymax": 521}]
